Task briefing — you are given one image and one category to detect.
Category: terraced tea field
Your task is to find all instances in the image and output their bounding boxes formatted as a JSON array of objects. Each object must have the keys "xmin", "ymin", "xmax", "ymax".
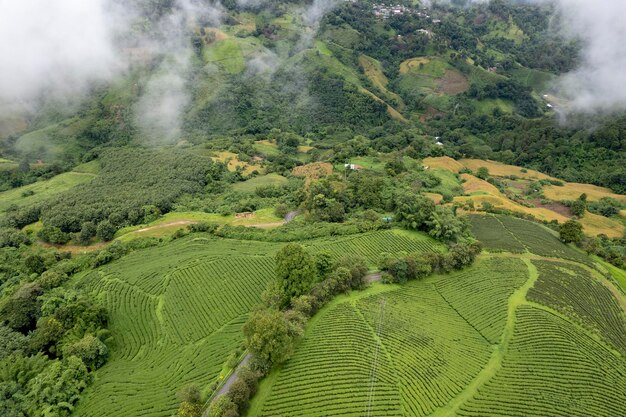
[
  {"xmin": 74, "ymin": 230, "xmax": 441, "ymax": 417},
  {"xmin": 306, "ymin": 229, "xmax": 446, "ymax": 265},
  {"xmin": 470, "ymin": 214, "xmax": 592, "ymax": 265},
  {"xmin": 249, "ymin": 224, "xmax": 626, "ymax": 417},
  {"xmin": 74, "ymin": 237, "xmax": 281, "ymax": 417}
]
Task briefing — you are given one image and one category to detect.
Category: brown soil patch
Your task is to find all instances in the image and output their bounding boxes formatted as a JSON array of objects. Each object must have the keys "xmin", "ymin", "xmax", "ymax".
[
  {"xmin": 424, "ymin": 192, "xmax": 443, "ymax": 204},
  {"xmin": 204, "ymin": 28, "xmax": 228, "ymax": 42},
  {"xmin": 400, "ymin": 57, "xmax": 431, "ymax": 74},
  {"xmin": 293, "ymin": 162, "xmax": 333, "ymax": 181},
  {"xmin": 135, "ymin": 221, "xmax": 196, "ymax": 233},
  {"xmin": 529, "ymin": 199, "xmax": 572, "ymax": 218},
  {"xmin": 39, "ymin": 242, "xmax": 107, "ymax": 254},
  {"xmin": 419, "ymin": 106, "xmax": 446, "ymax": 122},
  {"xmin": 436, "ymin": 69, "xmax": 469, "ymax": 95}
]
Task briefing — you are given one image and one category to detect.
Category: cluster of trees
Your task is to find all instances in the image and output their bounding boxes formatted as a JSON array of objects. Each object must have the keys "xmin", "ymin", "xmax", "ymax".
[
  {"xmin": 395, "ymin": 193, "xmax": 470, "ymax": 242},
  {"xmin": 563, "ymin": 193, "xmax": 625, "ymax": 220},
  {"xmin": 0, "ymin": 161, "xmax": 70, "ymax": 193},
  {"xmin": 558, "ymin": 218, "xmax": 626, "ymax": 267},
  {"xmin": 381, "ymin": 241, "xmax": 482, "ymax": 283},
  {"xmin": 247, "ymin": 245, "xmax": 368, "ymax": 367},
  {"xmin": 2, "ymin": 148, "xmax": 214, "ymax": 244},
  {"xmin": 0, "ymin": 244, "xmax": 110, "ymax": 416},
  {"xmin": 467, "ymin": 79, "xmax": 540, "ymax": 118}
]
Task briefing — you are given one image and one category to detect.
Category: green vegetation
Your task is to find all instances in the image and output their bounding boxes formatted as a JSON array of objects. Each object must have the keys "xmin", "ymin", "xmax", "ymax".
[
  {"xmin": 0, "ymin": 171, "xmax": 95, "ymax": 213},
  {"xmin": 250, "ymin": 248, "xmax": 626, "ymax": 417},
  {"xmin": 74, "ymin": 237, "xmax": 279, "ymax": 417},
  {"xmin": 70, "ymin": 228, "xmax": 439, "ymax": 417},
  {"xmin": 1, "ymin": 1, "xmax": 626, "ymax": 416},
  {"xmin": 470, "ymin": 214, "xmax": 592, "ymax": 265},
  {"xmin": 250, "ymin": 257, "xmax": 529, "ymax": 416},
  {"xmin": 233, "ymin": 174, "xmax": 289, "ymax": 193}
]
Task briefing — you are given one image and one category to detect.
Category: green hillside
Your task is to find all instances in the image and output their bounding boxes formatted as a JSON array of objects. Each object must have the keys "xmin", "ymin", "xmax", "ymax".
[
  {"xmin": 73, "ymin": 230, "xmax": 441, "ymax": 417},
  {"xmin": 248, "ymin": 218, "xmax": 626, "ymax": 417},
  {"xmin": 1, "ymin": 2, "xmax": 626, "ymax": 417}
]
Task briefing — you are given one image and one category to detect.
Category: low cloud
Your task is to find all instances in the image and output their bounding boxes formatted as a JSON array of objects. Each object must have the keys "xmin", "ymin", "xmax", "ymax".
[
  {"xmin": 0, "ymin": 0, "xmax": 122, "ymax": 110},
  {"xmin": 134, "ymin": 0, "xmax": 223, "ymax": 144},
  {"xmin": 552, "ymin": 0, "xmax": 626, "ymax": 113}
]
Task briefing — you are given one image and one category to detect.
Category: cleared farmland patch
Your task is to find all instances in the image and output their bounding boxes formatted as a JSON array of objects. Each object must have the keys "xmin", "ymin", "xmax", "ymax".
[
  {"xmin": 543, "ymin": 181, "xmax": 626, "ymax": 204},
  {"xmin": 460, "ymin": 159, "xmax": 557, "ymax": 181},
  {"xmin": 423, "ymin": 156, "xmax": 464, "ymax": 173}
]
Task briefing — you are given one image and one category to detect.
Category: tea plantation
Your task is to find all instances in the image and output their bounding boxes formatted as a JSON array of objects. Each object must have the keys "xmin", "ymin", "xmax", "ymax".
[
  {"xmin": 73, "ymin": 230, "xmax": 442, "ymax": 417},
  {"xmin": 248, "ymin": 219, "xmax": 626, "ymax": 417}
]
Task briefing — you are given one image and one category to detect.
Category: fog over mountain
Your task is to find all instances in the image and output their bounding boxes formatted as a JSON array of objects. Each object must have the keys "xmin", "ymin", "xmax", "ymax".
[
  {"xmin": 552, "ymin": 0, "xmax": 626, "ymax": 112},
  {"xmin": 1, "ymin": 0, "xmax": 625, "ymax": 115},
  {"xmin": 0, "ymin": 0, "xmax": 121, "ymax": 109}
]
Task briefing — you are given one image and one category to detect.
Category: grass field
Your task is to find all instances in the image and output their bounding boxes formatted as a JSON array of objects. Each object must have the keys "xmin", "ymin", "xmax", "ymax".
[
  {"xmin": 472, "ymin": 98, "xmax": 515, "ymax": 115},
  {"xmin": 455, "ymin": 194, "xmax": 568, "ymax": 223},
  {"xmin": 459, "ymin": 159, "xmax": 557, "ymax": 181},
  {"xmin": 74, "ymin": 229, "xmax": 441, "ymax": 417},
  {"xmin": 0, "ymin": 171, "xmax": 96, "ymax": 212},
  {"xmin": 253, "ymin": 140, "xmax": 281, "ymax": 156},
  {"xmin": 428, "ymin": 168, "xmax": 463, "ymax": 196},
  {"xmin": 578, "ymin": 211, "xmax": 625, "ymax": 238},
  {"xmin": 423, "ymin": 156, "xmax": 464, "ymax": 173},
  {"xmin": 461, "ymin": 173, "xmax": 502, "ymax": 196},
  {"xmin": 211, "ymin": 151, "xmax": 261, "ymax": 175},
  {"xmin": 248, "ymin": 231, "xmax": 626, "ymax": 416},
  {"xmin": 543, "ymin": 182, "xmax": 626, "ymax": 203},
  {"xmin": 359, "ymin": 54, "xmax": 405, "ymax": 110},
  {"xmin": 232, "ymin": 173, "xmax": 289, "ymax": 193},
  {"xmin": 115, "ymin": 209, "xmax": 284, "ymax": 240}
]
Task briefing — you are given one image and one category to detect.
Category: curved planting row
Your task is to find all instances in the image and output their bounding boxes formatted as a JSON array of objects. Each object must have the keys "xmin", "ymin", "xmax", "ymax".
[
  {"xmin": 260, "ymin": 302, "xmax": 403, "ymax": 417},
  {"xmin": 75, "ymin": 238, "xmax": 278, "ymax": 417},
  {"xmin": 468, "ymin": 215, "xmax": 525, "ymax": 253},
  {"xmin": 307, "ymin": 230, "xmax": 444, "ymax": 264},
  {"xmin": 435, "ymin": 257, "xmax": 528, "ymax": 343},
  {"xmin": 499, "ymin": 216, "xmax": 592, "ymax": 265},
  {"xmin": 528, "ymin": 260, "xmax": 626, "ymax": 355},
  {"xmin": 76, "ymin": 319, "xmax": 245, "ymax": 417},
  {"xmin": 458, "ymin": 306, "xmax": 626, "ymax": 417},
  {"xmin": 162, "ymin": 256, "xmax": 274, "ymax": 344},
  {"xmin": 357, "ymin": 282, "xmax": 493, "ymax": 417}
]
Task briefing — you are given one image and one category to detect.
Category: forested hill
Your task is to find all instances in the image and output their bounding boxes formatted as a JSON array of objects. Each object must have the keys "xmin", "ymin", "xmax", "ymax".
[{"xmin": 0, "ymin": 0, "xmax": 624, "ymax": 193}]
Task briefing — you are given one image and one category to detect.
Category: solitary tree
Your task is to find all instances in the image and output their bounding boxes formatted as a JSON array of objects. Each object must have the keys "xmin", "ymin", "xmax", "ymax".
[
  {"xmin": 476, "ymin": 166, "xmax": 490, "ymax": 180},
  {"xmin": 560, "ymin": 220, "xmax": 583, "ymax": 244}
]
